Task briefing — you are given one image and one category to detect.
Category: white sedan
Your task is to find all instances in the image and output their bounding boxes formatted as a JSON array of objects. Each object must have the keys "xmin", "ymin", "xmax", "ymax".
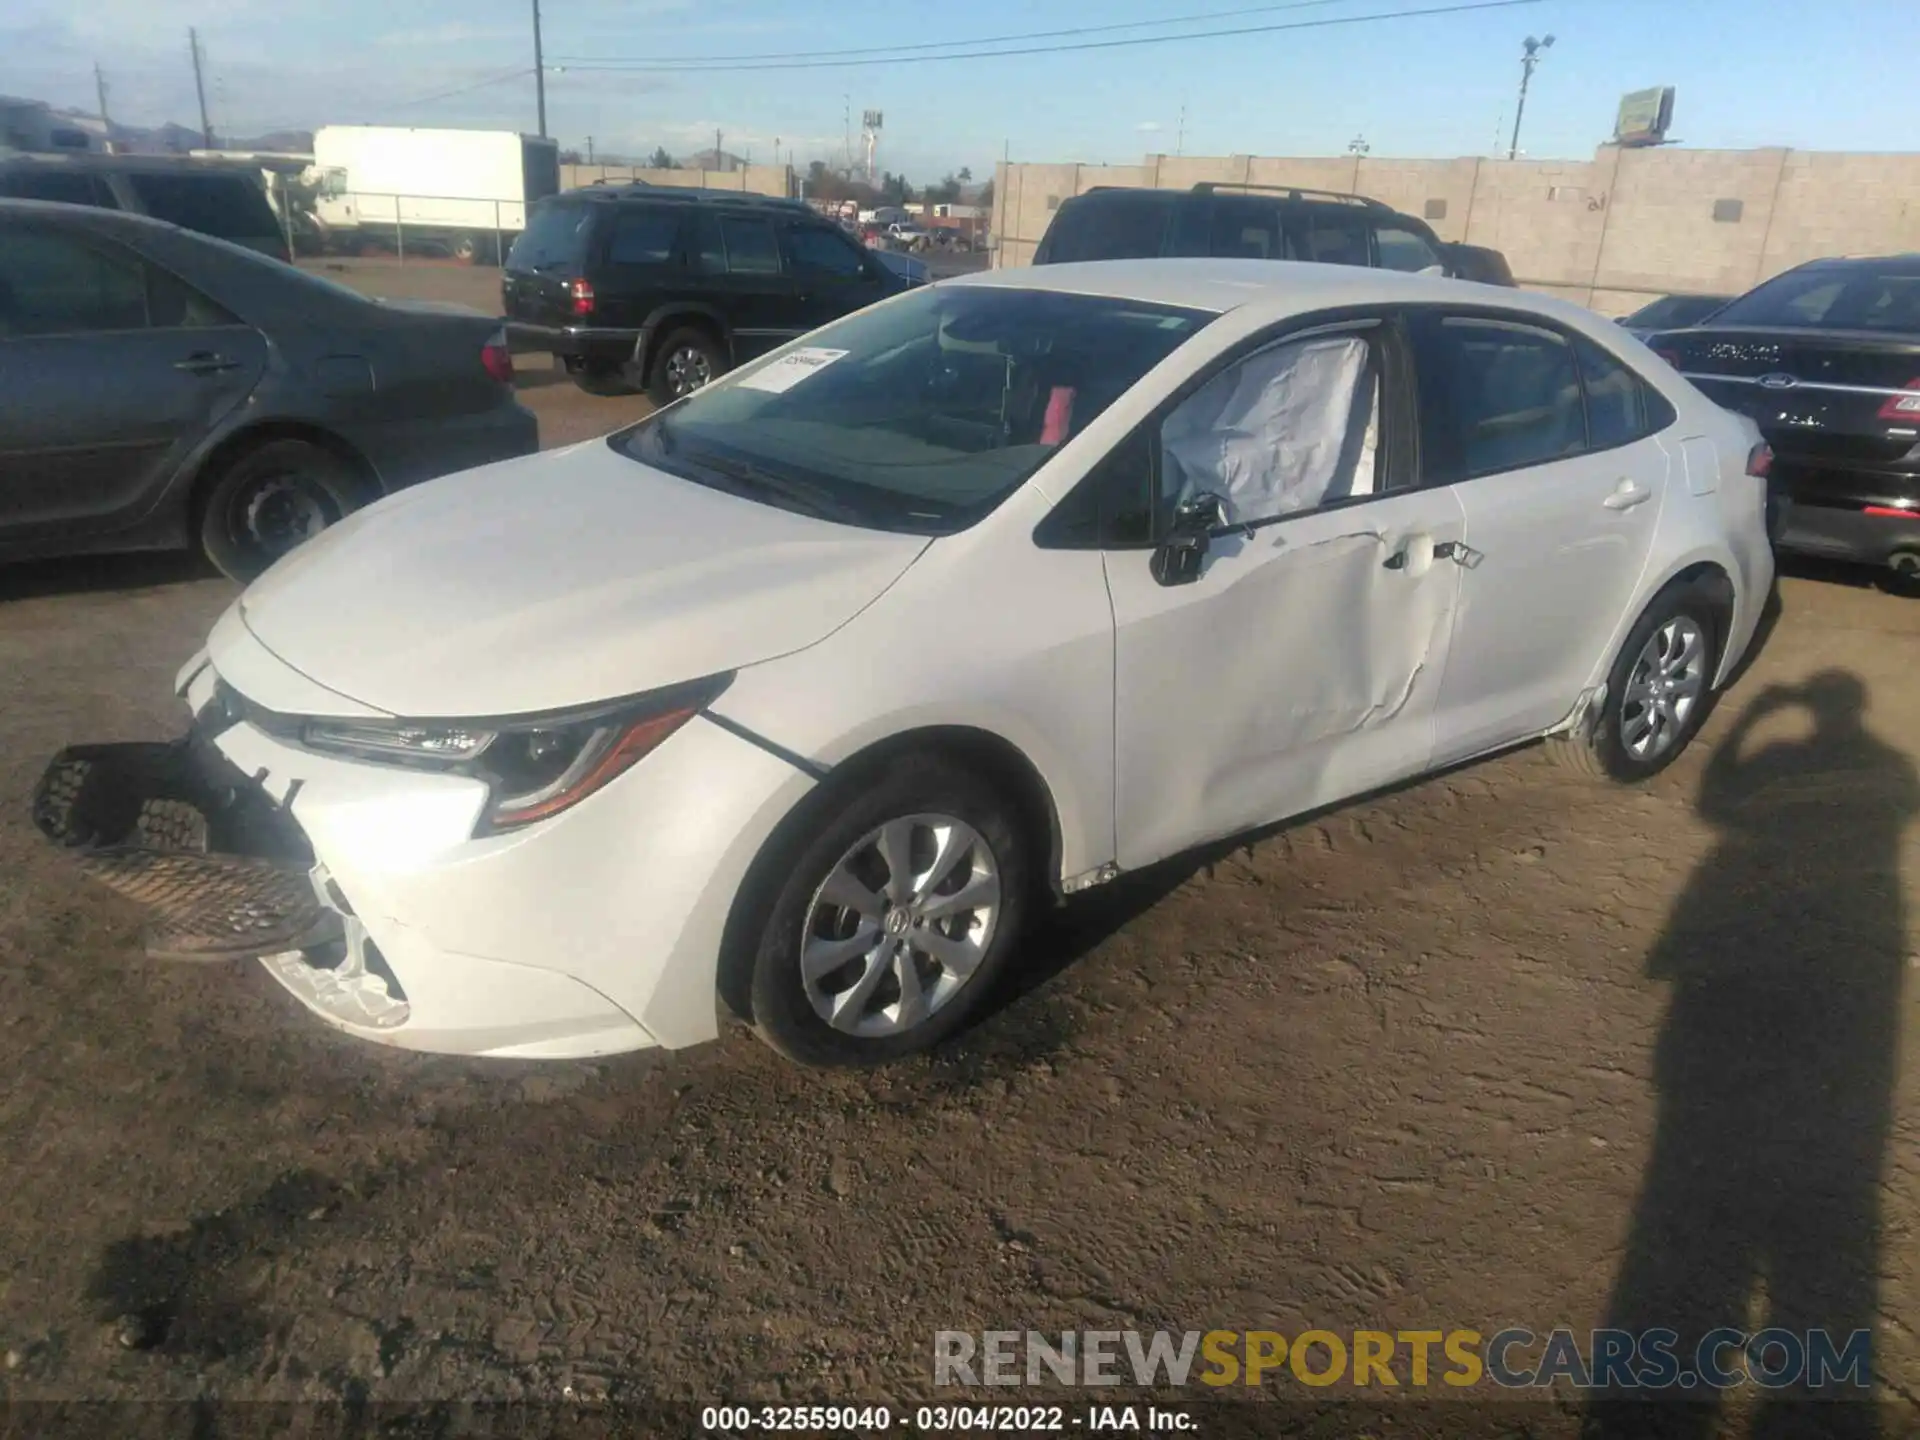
[{"xmin": 49, "ymin": 260, "xmax": 1774, "ymax": 1066}]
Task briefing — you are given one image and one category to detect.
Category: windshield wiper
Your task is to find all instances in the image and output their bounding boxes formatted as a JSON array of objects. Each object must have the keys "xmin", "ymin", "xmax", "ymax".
[{"xmin": 692, "ymin": 453, "xmax": 870, "ymax": 526}]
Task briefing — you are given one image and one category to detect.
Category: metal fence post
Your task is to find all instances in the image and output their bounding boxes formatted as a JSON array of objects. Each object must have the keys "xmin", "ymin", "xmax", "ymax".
[
  {"xmin": 494, "ymin": 199, "xmax": 503, "ymax": 268},
  {"xmin": 395, "ymin": 194, "xmax": 405, "ymax": 264}
]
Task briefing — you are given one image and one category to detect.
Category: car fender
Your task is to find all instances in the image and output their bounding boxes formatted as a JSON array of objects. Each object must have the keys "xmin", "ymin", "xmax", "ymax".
[
  {"xmin": 1587, "ymin": 539, "xmax": 1752, "ymax": 699},
  {"xmin": 637, "ymin": 303, "xmax": 737, "ymax": 370}
]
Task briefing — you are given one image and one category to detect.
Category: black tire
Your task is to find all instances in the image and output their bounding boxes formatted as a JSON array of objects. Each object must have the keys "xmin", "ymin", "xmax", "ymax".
[
  {"xmin": 746, "ymin": 753, "xmax": 1033, "ymax": 1067},
  {"xmin": 197, "ymin": 439, "xmax": 367, "ymax": 584},
  {"xmin": 1553, "ymin": 584, "xmax": 1722, "ymax": 783},
  {"xmin": 570, "ymin": 361, "xmax": 642, "ymax": 397},
  {"xmin": 646, "ymin": 326, "xmax": 727, "ymax": 407},
  {"xmin": 450, "ymin": 233, "xmax": 479, "ymax": 264}
]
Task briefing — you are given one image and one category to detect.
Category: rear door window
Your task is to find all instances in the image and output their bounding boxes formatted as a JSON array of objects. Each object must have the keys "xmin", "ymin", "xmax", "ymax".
[
  {"xmin": 718, "ymin": 216, "xmax": 782, "ymax": 275},
  {"xmin": 507, "ymin": 202, "xmax": 592, "ymax": 272},
  {"xmin": 1295, "ymin": 208, "xmax": 1371, "ymax": 267},
  {"xmin": 124, "ymin": 172, "xmax": 280, "ymax": 245},
  {"xmin": 1037, "ymin": 193, "xmax": 1174, "ymax": 262},
  {"xmin": 1411, "ymin": 314, "xmax": 1588, "ymax": 482},
  {"xmin": 606, "ymin": 209, "xmax": 684, "ymax": 266},
  {"xmin": 1207, "ymin": 196, "xmax": 1291, "ymax": 260},
  {"xmin": 0, "ymin": 229, "xmax": 151, "ymax": 336},
  {"xmin": 1714, "ymin": 268, "xmax": 1920, "ymax": 334}
]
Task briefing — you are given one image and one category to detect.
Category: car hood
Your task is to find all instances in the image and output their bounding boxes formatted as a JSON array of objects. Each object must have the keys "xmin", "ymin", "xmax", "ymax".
[{"xmin": 228, "ymin": 438, "xmax": 930, "ymax": 718}]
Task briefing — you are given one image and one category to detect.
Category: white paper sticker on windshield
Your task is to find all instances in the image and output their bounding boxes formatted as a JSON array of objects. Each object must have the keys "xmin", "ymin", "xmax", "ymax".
[{"xmin": 735, "ymin": 347, "xmax": 850, "ymax": 394}]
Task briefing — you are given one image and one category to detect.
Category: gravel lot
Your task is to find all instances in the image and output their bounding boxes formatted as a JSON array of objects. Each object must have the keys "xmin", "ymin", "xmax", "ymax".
[{"xmin": 0, "ymin": 261, "xmax": 1916, "ymax": 1434}]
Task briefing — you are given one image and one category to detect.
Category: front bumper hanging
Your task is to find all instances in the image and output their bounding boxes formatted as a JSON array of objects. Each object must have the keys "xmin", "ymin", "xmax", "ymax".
[{"xmin": 32, "ymin": 738, "xmax": 340, "ymax": 963}]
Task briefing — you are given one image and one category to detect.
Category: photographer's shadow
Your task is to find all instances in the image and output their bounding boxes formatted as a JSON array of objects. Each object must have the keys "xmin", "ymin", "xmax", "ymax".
[{"xmin": 1590, "ymin": 671, "xmax": 1914, "ymax": 1438}]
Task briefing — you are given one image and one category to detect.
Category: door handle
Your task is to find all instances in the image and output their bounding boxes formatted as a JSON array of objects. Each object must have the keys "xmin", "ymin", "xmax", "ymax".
[
  {"xmin": 174, "ymin": 352, "xmax": 242, "ymax": 375},
  {"xmin": 1603, "ymin": 479, "xmax": 1652, "ymax": 511},
  {"xmin": 1384, "ymin": 537, "xmax": 1459, "ymax": 571}
]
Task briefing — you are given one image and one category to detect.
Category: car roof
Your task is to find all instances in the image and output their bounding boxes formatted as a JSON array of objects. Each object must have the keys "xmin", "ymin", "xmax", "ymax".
[
  {"xmin": 1795, "ymin": 252, "xmax": 1920, "ymax": 275},
  {"xmin": 949, "ymin": 257, "xmax": 1584, "ymax": 323},
  {"xmin": 0, "ymin": 151, "xmax": 263, "ymax": 176}
]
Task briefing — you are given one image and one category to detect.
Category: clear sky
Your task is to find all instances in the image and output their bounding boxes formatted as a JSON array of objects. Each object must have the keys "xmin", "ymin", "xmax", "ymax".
[{"xmin": 4, "ymin": 0, "xmax": 1915, "ymax": 182}]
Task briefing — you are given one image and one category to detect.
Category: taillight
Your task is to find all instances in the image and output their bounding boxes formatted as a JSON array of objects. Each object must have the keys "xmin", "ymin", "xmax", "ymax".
[
  {"xmin": 1877, "ymin": 378, "xmax": 1920, "ymax": 421},
  {"xmin": 481, "ymin": 327, "xmax": 513, "ymax": 384},
  {"xmin": 568, "ymin": 279, "xmax": 595, "ymax": 317},
  {"xmin": 1746, "ymin": 442, "xmax": 1773, "ymax": 479}
]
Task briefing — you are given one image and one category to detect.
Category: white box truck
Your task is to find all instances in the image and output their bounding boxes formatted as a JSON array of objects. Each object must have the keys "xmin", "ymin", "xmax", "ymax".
[{"xmin": 311, "ymin": 126, "xmax": 560, "ymax": 264}]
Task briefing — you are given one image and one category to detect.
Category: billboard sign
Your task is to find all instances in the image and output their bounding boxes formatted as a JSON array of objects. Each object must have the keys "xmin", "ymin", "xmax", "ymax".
[{"xmin": 1614, "ymin": 86, "xmax": 1675, "ymax": 147}]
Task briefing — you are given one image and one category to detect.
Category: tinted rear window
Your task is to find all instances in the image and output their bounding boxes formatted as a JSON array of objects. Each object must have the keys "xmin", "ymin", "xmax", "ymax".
[
  {"xmin": 1713, "ymin": 268, "xmax": 1920, "ymax": 334},
  {"xmin": 1037, "ymin": 194, "xmax": 1174, "ymax": 263},
  {"xmin": 1624, "ymin": 294, "xmax": 1727, "ymax": 330},
  {"xmin": 125, "ymin": 172, "xmax": 280, "ymax": 245},
  {"xmin": 509, "ymin": 202, "xmax": 592, "ymax": 272}
]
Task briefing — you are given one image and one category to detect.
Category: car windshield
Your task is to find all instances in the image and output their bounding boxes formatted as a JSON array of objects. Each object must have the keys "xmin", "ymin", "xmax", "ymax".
[
  {"xmin": 1711, "ymin": 267, "xmax": 1920, "ymax": 334},
  {"xmin": 1625, "ymin": 294, "xmax": 1726, "ymax": 329},
  {"xmin": 616, "ymin": 284, "xmax": 1213, "ymax": 534}
]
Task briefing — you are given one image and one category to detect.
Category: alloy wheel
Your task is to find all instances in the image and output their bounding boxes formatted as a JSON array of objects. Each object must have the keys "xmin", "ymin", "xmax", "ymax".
[
  {"xmin": 800, "ymin": 813, "xmax": 1002, "ymax": 1038},
  {"xmin": 665, "ymin": 345, "xmax": 714, "ymax": 398},
  {"xmin": 1620, "ymin": 615, "xmax": 1707, "ymax": 761}
]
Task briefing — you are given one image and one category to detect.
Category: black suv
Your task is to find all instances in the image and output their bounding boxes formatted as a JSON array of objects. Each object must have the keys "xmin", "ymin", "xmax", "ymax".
[
  {"xmin": 0, "ymin": 153, "xmax": 290, "ymax": 262},
  {"xmin": 1033, "ymin": 183, "xmax": 1512, "ymax": 284},
  {"xmin": 503, "ymin": 186, "xmax": 912, "ymax": 402}
]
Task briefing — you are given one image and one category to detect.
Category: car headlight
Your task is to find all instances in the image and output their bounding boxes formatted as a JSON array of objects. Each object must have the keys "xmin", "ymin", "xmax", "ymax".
[{"xmin": 302, "ymin": 674, "xmax": 731, "ymax": 831}]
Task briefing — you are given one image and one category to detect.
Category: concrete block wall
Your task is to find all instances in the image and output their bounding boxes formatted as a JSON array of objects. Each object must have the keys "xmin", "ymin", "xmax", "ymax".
[
  {"xmin": 560, "ymin": 163, "xmax": 795, "ymax": 198},
  {"xmin": 994, "ymin": 145, "xmax": 1920, "ymax": 316}
]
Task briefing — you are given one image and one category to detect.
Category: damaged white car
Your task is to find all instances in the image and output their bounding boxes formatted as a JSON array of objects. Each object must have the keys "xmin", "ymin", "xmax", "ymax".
[{"xmin": 34, "ymin": 260, "xmax": 1775, "ymax": 1066}]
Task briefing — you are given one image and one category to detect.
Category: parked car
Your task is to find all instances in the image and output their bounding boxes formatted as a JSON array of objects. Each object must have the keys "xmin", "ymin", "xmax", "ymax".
[
  {"xmin": 1618, "ymin": 292, "xmax": 1731, "ymax": 340},
  {"xmin": 37, "ymin": 260, "xmax": 1772, "ymax": 1067},
  {"xmin": 504, "ymin": 186, "xmax": 910, "ymax": 402},
  {"xmin": 888, "ymin": 221, "xmax": 929, "ymax": 250},
  {"xmin": 0, "ymin": 199, "xmax": 535, "ymax": 579},
  {"xmin": 0, "ymin": 152, "xmax": 290, "ymax": 261},
  {"xmin": 872, "ymin": 248, "xmax": 931, "ymax": 288},
  {"xmin": 1440, "ymin": 241, "xmax": 1518, "ymax": 288},
  {"xmin": 1649, "ymin": 254, "xmax": 1920, "ymax": 579},
  {"xmin": 1033, "ymin": 183, "xmax": 1513, "ymax": 284}
]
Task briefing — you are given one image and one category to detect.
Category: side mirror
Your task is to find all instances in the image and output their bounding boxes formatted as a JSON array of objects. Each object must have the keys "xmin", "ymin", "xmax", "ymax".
[{"xmin": 1151, "ymin": 493, "xmax": 1225, "ymax": 587}]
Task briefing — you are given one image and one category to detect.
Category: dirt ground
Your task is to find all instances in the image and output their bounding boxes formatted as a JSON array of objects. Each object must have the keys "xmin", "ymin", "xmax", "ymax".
[{"xmin": 0, "ymin": 275, "xmax": 1917, "ymax": 1434}]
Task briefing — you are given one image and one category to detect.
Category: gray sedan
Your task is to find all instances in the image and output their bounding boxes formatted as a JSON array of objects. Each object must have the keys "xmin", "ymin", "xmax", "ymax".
[{"xmin": 0, "ymin": 199, "xmax": 537, "ymax": 580}]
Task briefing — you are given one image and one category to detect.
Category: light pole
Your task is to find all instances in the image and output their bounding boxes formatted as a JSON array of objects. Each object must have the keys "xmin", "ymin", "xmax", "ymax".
[
  {"xmin": 531, "ymin": 0, "xmax": 547, "ymax": 139},
  {"xmin": 1507, "ymin": 33, "xmax": 1553, "ymax": 160}
]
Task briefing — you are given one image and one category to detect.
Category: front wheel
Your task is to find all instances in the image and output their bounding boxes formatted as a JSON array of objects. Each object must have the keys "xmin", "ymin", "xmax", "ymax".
[
  {"xmin": 746, "ymin": 755, "xmax": 1031, "ymax": 1066},
  {"xmin": 197, "ymin": 439, "xmax": 366, "ymax": 583},
  {"xmin": 1555, "ymin": 587, "xmax": 1721, "ymax": 782}
]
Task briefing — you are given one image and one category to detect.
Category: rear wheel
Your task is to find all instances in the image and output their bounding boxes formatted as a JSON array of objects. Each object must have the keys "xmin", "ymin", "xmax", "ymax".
[
  {"xmin": 647, "ymin": 327, "xmax": 726, "ymax": 406},
  {"xmin": 197, "ymin": 439, "xmax": 366, "ymax": 583},
  {"xmin": 746, "ymin": 754, "xmax": 1031, "ymax": 1066},
  {"xmin": 1552, "ymin": 585, "xmax": 1720, "ymax": 782}
]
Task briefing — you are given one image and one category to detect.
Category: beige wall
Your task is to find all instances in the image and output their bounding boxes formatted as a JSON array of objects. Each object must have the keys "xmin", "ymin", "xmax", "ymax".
[
  {"xmin": 994, "ymin": 146, "xmax": 1920, "ymax": 315},
  {"xmin": 560, "ymin": 163, "xmax": 795, "ymax": 198}
]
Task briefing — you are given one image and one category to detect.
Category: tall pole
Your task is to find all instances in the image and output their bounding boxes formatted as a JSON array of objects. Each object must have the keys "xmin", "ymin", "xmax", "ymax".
[
  {"xmin": 586, "ymin": 135, "xmax": 594, "ymax": 163},
  {"xmin": 189, "ymin": 29, "xmax": 213, "ymax": 148},
  {"xmin": 94, "ymin": 63, "xmax": 112, "ymax": 149},
  {"xmin": 531, "ymin": 0, "xmax": 547, "ymax": 138},
  {"xmin": 1507, "ymin": 34, "xmax": 1553, "ymax": 161}
]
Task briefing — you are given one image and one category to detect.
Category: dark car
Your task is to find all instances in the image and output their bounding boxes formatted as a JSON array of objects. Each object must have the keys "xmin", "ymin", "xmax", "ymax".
[
  {"xmin": 503, "ymin": 186, "xmax": 913, "ymax": 403},
  {"xmin": 1618, "ymin": 291, "xmax": 1731, "ymax": 340},
  {"xmin": 1032, "ymin": 183, "xmax": 1515, "ymax": 284},
  {"xmin": 0, "ymin": 152, "xmax": 291, "ymax": 262},
  {"xmin": 0, "ymin": 200, "xmax": 536, "ymax": 580},
  {"xmin": 1440, "ymin": 241, "xmax": 1518, "ymax": 288},
  {"xmin": 1651, "ymin": 254, "xmax": 1920, "ymax": 578}
]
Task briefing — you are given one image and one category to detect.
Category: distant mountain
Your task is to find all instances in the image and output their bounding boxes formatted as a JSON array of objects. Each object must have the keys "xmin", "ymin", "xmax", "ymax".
[
  {"xmin": 680, "ymin": 147, "xmax": 749, "ymax": 173},
  {"xmin": 41, "ymin": 100, "xmax": 313, "ymax": 155}
]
